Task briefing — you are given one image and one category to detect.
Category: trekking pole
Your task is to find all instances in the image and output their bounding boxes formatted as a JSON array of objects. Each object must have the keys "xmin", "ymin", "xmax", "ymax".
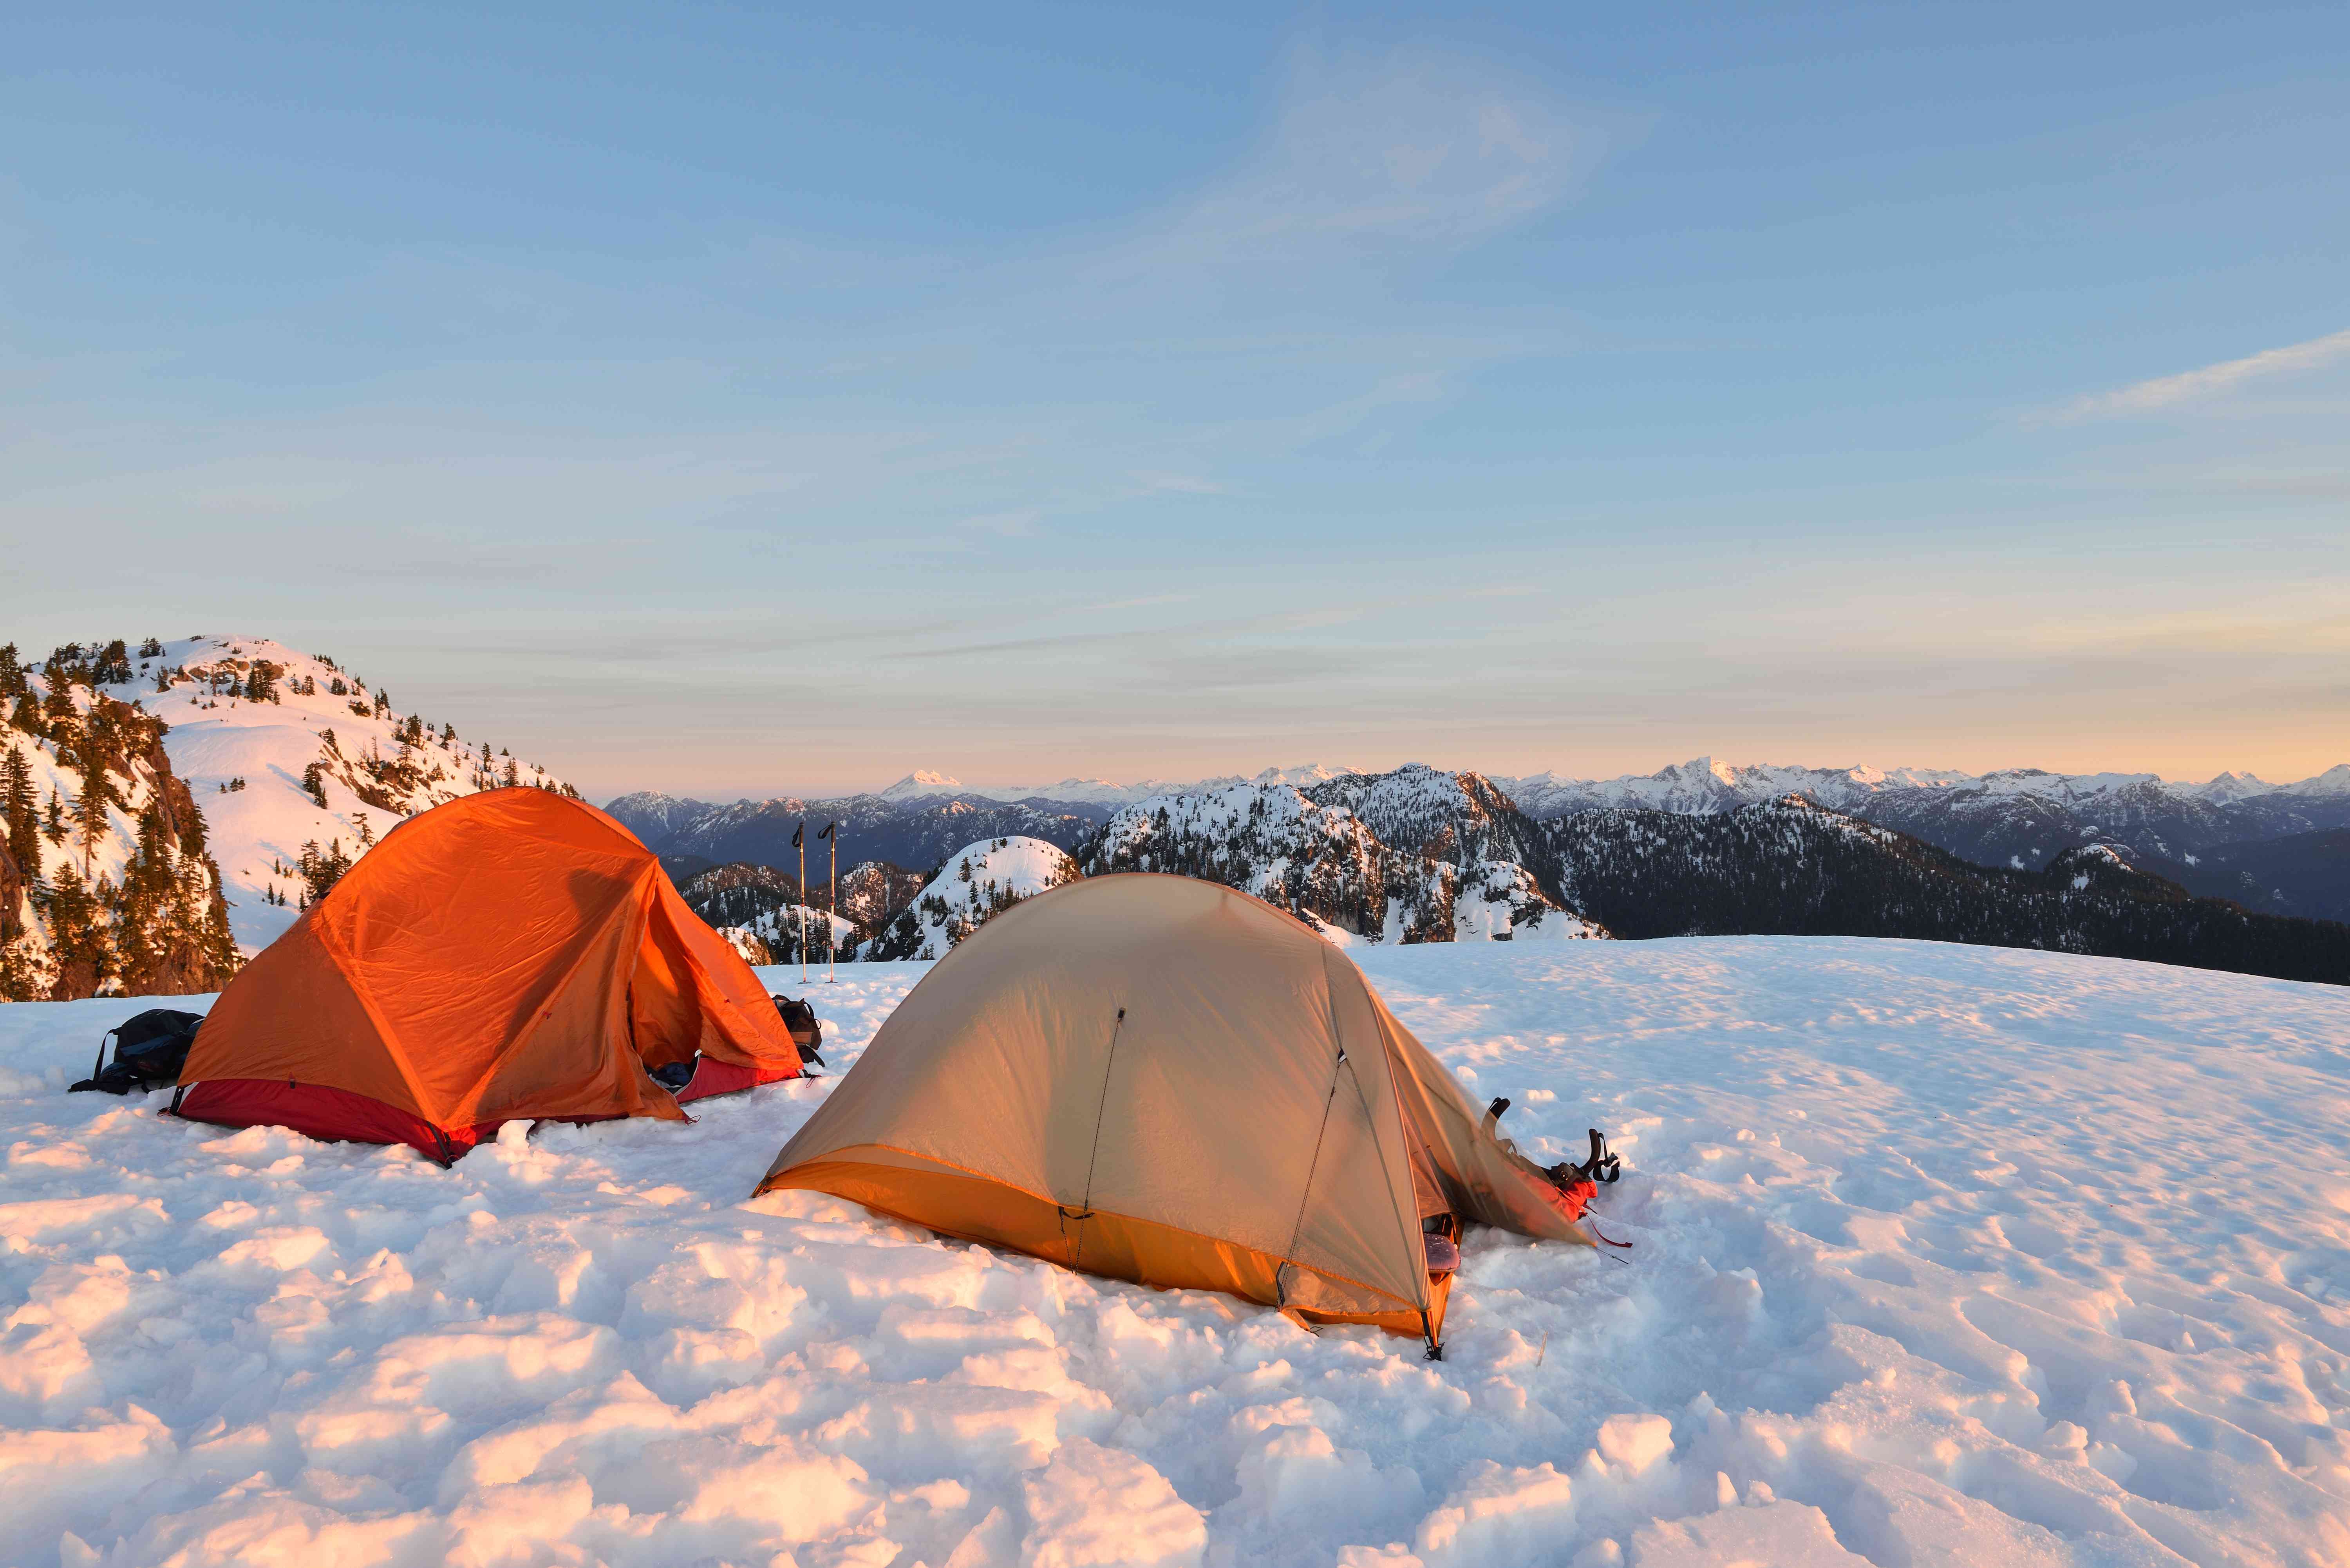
[
  {"xmin": 821, "ymin": 820, "xmax": 837, "ymax": 983},
  {"xmin": 794, "ymin": 820, "xmax": 807, "ymax": 983}
]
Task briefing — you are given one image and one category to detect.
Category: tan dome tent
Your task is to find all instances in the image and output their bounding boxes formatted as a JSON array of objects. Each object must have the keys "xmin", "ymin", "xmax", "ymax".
[
  {"xmin": 176, "ymin": 789, "xmax": 805, "ymax": 1163},
  {"xmin": 757, "ymin": 873, "xmax": 1594, "ymax": 1357}
]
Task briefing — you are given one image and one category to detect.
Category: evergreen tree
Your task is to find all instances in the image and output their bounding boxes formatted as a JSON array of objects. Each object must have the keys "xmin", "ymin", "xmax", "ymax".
[
  {"xmin": 37, "ymin": 863, "xmax": 109, "ymax": 995},
  {"xmin": 74, "ymin": 763, "xmax": 117, "ymax": 877},
  {"xmin": 42, "ymin": 672, "xmax": 77, "ymax": 726},
  {"xmin": 2, "ymin": 745, "xmax": 38, "ymax": 882},
  {"xmin": 296, "ymin": 838, "xmax": 354, "ymax": 902},
  {"xmin": 43, "ymin": 789, "xmax": 66, "ymax": 847},
  {"xmin": 138, "ymin": 637, "xmax": 163, "ymax": 659}
]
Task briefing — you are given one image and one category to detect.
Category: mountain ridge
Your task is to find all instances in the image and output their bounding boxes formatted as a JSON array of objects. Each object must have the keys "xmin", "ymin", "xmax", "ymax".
[
  {"xmin": 781, "ymin": 755, "xmax": 2350, "ymax": 814},
  {"xmin": 708, "ymin": 755, "xmax": 2350, "ymax": 922}
]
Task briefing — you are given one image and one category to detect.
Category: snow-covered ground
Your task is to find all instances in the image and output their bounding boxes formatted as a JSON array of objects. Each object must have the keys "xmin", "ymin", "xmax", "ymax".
[{"xmin": 2, "ymin": 938, "xmax": 2346, "ymax": 1567}]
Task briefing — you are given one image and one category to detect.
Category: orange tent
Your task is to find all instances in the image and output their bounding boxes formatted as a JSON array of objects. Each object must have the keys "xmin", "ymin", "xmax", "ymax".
[{"xmin": 176, "ymin": 788, "xmax": 803, "ymax": 1163}]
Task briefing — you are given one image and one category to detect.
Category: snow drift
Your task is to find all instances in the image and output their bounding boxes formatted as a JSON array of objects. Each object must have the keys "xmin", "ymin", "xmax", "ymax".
[{"xmin": 1, "ymin": 937, "xmax": 2345, "ymax": 1565}]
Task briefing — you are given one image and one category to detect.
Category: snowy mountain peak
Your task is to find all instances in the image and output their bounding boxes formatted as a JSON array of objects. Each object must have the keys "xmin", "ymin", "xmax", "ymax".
[
  {"xmin": 1088, "ymin": 766, "xmax": 1592, "ymax": 947},
  {"xmin": 1490, "ymin": 756, "xmax": 2350, "ymax": 824},
  {"xmin": 2294, "ymin": 763, "xmax": 2350, "ymax": 797},
  {"xmin": 94, "ymin": 634, "xmax": 574, "ymax": 955},
  {"xmin": 1237, "ymin": 762, "xmax": 1360, "ymax": 790},
  {"xmin": 863, "ymin": 763, "xmax": 1360, "ymax": 809},
  {"xmin": 1662, "ymin": 755, "xmax": 1737, "ymax": 787},
  {"xmin": 865, "ymin": 835, "xmax": 1079, "ymax": 960},
  {"xmin": 2190, "ymin": 771, "xmax": 2277, "ymax": 805},
  {"xmin": 879, "ymin": 770, "xmax": 964, "ymax": 801}
]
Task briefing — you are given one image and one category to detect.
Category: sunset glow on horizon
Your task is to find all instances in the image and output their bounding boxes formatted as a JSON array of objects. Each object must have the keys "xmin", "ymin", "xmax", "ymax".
[{"xmin": 4, "ymin": 4, "xmax": 2342, "ymax": 799}]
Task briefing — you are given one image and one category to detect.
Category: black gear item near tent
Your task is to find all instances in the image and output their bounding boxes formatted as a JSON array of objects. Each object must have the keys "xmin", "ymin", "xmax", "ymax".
[
  {"xmin": 72, "ymin": 1009, "xmax": 206, "ymax": 1095},
  {"xmin": 772, "ymin": 995, "xmax": 823, "ymax": 1066}
]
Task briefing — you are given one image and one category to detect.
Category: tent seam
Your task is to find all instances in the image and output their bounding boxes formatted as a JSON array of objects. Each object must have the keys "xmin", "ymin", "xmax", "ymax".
[
  {"xmin": 1326, "ymin": 945, "xmax": 1430, "ymax": 1313},
  {"xmin": 307, "ymin": 910, "xmax": 441, "ymax": 1122}
]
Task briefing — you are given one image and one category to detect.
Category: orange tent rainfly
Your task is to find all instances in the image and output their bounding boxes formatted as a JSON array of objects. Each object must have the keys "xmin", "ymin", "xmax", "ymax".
[
  {"xmin": 756, "ymin": 873, "xmax": 1596, "ymax": 1358},
  {"xmin": 176, "ymin": 789, "xmax": 804, "ymax": 1163}
]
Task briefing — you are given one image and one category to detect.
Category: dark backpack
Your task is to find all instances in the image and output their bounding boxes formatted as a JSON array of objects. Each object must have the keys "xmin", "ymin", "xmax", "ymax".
[
  {"xmin": 72, "ymin": 1009, "xmax": 205, "ymax": 1095},
  {"xmin": 772, "ymin": 995, "xmax": 824, "ymax": 1066}
]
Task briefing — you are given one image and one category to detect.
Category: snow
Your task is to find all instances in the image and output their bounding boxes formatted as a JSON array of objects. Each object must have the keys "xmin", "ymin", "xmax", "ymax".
[
  {"xmin": 877, "ymin": 765, "xmax": 1363, "ymax": 809},
  {"xmin": 3, "ymin": 937, "xmax": 2349, "ymax": 1566},
  {"xmin": 89, "ymin": 637, "xmax": 569, "ymax": 956},
  {"xmin": 868, "ymin": 837, "xmax": 1080, "ymax": 960},
  {"xmin": 878, "ymin": 758, "xmax": 2350, "ymax": 819},
  {"xmin": 1, "ymin": 710, "xmax": 197, "ymax": 971},
  {"xmin": 1493, "ymin": 757, "xmax": 2350, "ymax": 819},
  {"xmin": 733, "ymin": 904, "xmax": 861, "ymax": 956},
  {"xmin": 1494, "ymin": 759, "xmax": 1986, "ymax": 818},
  {"xmin": 1452, "ymin": 861, "xmax": 1604, "ymax": 943},
  {"xmin": 2298, "ymin": 764, "xmax": 2350, "ymax": 798}
]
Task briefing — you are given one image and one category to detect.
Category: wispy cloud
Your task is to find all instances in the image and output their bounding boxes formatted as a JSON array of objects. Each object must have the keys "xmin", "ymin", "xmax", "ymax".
[
  {"xmin": 2044, "ymin": 327, "xmax": 2350, "ymax": 422},
  {"xmin": 1144, "ymin": 49, "xmax": 1617, "ymax": 266}
]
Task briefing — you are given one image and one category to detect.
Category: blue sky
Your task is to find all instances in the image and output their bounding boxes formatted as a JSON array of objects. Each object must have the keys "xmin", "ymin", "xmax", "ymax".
[{"xmin": 4, "ymin": 2, "xmax": 2345, "ymax": 798}]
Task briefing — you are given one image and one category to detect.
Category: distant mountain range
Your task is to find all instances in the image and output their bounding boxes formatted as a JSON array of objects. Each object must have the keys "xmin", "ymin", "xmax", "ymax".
[
  {"xmin": 808, "ymin": 756, "xmax": 2350, "ymax": 925},
  {"xmin": 649, "ymin": 759, "xmax": 2348, "ymax": 985},
  {"xmin": 605, "ymin": 789, "xmax": 1110, "ymax": 886},
  {"xmin": 872, "ymin": 765, "xmax": 1359, "ymax": 809},
  {"xmin": 13, "ymin": 628, "xmax": 2342, "ymax": 999},
  {"xmin": 1544, "ymin": 797, "xmax": 2350, "ymax": 986}
]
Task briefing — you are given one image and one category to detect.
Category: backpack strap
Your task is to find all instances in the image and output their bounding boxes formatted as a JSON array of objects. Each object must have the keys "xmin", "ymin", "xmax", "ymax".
[
  {"xmin": 92, "ymin": 1027, "xmax": 119, "ymax": 1084},
  {"xmin": 1577, "ymin": 1128, "xmax": 1622, "ymax": 1184}
]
